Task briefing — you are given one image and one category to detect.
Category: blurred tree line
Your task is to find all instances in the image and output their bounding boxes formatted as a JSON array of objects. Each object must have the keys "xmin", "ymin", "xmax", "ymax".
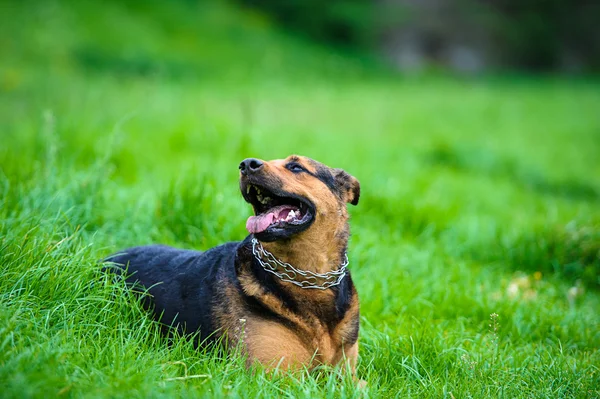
[{"xmin": 240, "ymin": 0, "xmax": 600, "ymax": 73}]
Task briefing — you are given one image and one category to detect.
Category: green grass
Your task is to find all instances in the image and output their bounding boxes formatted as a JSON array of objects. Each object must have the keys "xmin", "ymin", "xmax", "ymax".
[{"xmin": 1, "ymin": 0, "xmax": 599, "ymax": 397}]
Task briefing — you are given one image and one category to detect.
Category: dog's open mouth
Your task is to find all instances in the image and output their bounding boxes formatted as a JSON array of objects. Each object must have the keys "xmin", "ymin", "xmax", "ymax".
[{"xmin": 242, "ymin": 184, "xmax": 314, "ymax": 235}]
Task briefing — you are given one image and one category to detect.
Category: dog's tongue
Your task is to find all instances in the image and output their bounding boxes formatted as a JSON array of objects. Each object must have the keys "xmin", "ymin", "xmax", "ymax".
[
  {"xmin": 246, "ymin": 205, "xmax": 296, "ymax": 234},
  {"xmin": 246, "ymin": 213, "xmax": 275, "ymax": 234}
]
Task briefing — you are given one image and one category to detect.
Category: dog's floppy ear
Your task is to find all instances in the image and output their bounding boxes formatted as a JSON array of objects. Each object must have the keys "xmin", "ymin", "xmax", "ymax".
[{"xmin": 333, "ymin": 169, "xmax": 360, "ymax": 206}]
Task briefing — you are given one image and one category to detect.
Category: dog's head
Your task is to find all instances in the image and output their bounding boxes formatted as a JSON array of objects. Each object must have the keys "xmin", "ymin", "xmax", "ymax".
[{"xmin": 239, "ymin": 155, "xmax": 360, "ymax": 242}]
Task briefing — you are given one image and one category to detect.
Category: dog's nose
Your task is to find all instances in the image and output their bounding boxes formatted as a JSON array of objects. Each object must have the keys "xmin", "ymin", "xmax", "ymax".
[{"xmin": 239, "ymin": 158, "xmax": 264, "ymax": 175}]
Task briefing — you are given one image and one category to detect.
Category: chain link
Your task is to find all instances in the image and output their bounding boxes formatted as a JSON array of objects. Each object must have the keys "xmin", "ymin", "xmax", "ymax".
[{"xmin": 251, "ymin": 238, "xmax": 348, "ymax": 290}]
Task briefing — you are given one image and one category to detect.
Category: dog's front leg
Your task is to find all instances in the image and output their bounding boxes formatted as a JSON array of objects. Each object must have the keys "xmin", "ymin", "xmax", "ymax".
[{"xmin": 335, "ymin": 342, "xmax": 367, "ymax": 388}]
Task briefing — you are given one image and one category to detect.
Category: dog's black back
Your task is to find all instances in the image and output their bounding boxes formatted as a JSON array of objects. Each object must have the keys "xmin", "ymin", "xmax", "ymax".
[{"xmin": 105, "ymin": 242, "xmax": 239, "ymax": 343}]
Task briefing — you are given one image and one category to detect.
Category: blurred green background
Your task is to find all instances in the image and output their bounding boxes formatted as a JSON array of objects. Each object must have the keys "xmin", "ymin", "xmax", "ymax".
[
  {"xmin": 1, "ymin": 0, "xmax": 599, "ymax": 397},
  {"xmin": 243, "ymin": 0, "xmax": 600, "ymax": 73}
]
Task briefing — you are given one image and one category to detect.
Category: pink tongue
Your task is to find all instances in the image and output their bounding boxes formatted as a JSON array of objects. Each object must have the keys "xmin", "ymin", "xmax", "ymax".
[
  {"xmin": 246, "ymin": 213, "xmax": 275, "ymax": 234},
  {"xmin": 245, "ymin": 205, "xmax": 297, "ymax": 234}
]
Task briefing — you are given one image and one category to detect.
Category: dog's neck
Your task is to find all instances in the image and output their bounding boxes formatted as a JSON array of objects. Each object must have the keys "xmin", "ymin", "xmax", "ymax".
[{"xmin": 259, "ymin": 223, "xmax": 349, "ymax": 275}]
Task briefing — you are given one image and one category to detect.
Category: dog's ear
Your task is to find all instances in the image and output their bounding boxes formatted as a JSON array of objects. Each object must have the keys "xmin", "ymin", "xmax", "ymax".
[{"xmin": 333, "ymin": 169, "xmax": 360, "ymax": 206}]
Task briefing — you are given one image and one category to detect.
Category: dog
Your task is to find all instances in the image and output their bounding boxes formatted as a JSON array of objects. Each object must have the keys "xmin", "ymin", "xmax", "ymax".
[{"xmin": 105, "ymin": 155, "xmax": 361, "ymax": 375}]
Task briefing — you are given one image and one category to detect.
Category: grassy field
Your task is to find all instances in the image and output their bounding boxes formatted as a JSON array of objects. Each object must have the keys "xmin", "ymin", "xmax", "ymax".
[{"xmin": 1, "ymin": 1, "xmax": 599, "ymax": 397}]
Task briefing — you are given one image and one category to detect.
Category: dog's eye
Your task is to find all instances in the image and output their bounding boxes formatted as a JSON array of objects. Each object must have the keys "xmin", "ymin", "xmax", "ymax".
[{"xmin": 286, "ymin": 163, "xmax": 305, "ymax": 173}]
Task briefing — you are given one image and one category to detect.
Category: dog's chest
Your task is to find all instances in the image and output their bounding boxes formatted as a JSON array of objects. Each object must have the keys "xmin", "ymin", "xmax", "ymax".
[{"xmin": 243, "ymin": 316, "xmax": 348, "ymax": 369}]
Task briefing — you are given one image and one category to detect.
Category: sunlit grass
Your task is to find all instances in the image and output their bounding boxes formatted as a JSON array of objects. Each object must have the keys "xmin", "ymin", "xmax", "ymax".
[{"xmin": 1, "ymin": 0, "xmax": 599, "ymax": 398}]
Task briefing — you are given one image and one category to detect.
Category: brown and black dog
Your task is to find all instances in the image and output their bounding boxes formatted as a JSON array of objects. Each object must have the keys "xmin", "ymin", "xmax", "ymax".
[{"xmin": 106, "ymin": 155, "xmax": 361, "ymax": 375}]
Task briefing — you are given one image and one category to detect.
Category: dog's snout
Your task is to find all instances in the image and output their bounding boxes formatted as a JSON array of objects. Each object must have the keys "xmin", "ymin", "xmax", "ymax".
[{"xmin": 239, "ymin": 158, "xmax": 264, "ymax": 175}]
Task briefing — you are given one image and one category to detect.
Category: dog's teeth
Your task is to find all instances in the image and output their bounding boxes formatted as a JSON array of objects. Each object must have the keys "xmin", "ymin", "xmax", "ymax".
[
  {"xmin": 289, "ymin": 210, "xmax": 296, "ymax": 219},
  {"xmin": 256, "ymin": 188, "xmax": 261, "ymax": 194},
  {"xmin": 246, "ymin": 186, "xmax": 251, "ymax": 194}
]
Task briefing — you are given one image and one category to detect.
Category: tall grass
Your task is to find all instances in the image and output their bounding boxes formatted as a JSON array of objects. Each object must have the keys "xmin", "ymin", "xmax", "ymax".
[{"xmin": 1, "ymin": 0, "xmax": 599, "ymax": 397}]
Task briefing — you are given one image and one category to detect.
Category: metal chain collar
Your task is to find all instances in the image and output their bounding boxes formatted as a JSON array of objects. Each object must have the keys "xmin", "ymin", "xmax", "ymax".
[{"xmin": 251, "ymin": 238, "xmax": 348, "ymax": 290}]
